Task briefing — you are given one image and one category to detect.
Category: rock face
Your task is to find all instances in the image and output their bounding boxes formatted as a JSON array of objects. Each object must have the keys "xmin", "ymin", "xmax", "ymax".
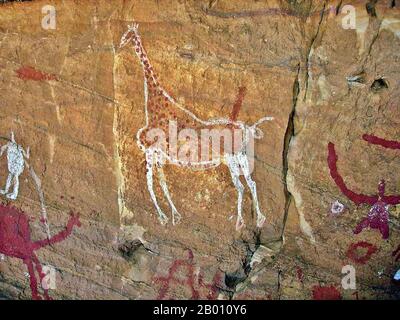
[{"xmin": 0, "ymin": 0, "xmax": 399, "ymax": 300}]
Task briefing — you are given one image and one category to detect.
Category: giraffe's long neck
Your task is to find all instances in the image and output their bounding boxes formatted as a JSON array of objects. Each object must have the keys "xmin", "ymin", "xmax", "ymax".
[{"xmin": 131, "ymin": 31, "xmax": 159, "ymax": 90}]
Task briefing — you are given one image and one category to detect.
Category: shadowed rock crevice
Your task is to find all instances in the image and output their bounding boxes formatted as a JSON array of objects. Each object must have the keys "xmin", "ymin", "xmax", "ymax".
[
  {"xmin": 366, "ymin": 0, "xmax": 379, "ymax": 17},
  {"xmin": 281, "ymin": 65, "xmax": 300, "ymax": 239}
]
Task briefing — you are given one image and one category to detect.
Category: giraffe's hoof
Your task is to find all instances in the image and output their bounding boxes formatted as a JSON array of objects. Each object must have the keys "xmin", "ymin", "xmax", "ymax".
[
  {"xmin": 257, "ymin": 215, "xmax": 266, "ymax": 228},
  {"xmin": 172, "ymin": 211, "xmax": 182, "ymax": 226},
  {"xmin": 6, "ymin": 193, "xmax": 17, "ymax": 200},
  {"xmin": 236, "ymin": 218, "xmax": 245, "ymax": 231},
  {"xmin": 159, "ymin": 215, "xmax": 169, "ymax": 225}
]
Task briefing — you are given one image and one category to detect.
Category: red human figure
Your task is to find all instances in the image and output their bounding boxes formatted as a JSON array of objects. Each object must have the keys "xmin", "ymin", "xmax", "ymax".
[
  {"xmin": 0, "ymin": 204, "xmax": 81, "ymax": 300},
  {"xmin": 327, "ymin": 143, "xmax": 400, "ymax": 239}
]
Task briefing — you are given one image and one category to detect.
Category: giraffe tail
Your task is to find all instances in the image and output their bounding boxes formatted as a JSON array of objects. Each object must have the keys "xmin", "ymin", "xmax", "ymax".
[{"xmin": 249, "ymin": 117, "xmax": 274, "ymax": 139}]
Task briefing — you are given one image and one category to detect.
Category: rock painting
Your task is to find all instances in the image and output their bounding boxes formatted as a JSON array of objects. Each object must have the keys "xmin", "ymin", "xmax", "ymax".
[
  {"xmin": 119, "ymin": 23, "xmax": 274, "ymax": 230},
  {"xmin": 153, "ymin": 249, "xmax": 222, "ymax": 300},
  {"xmin": 16, "ymin": 66, "xmax": 58, "ymax": 82},
  {"xmin": 330, "ymin": 200, "xmax": 345, "ymax": 216},
  {"xmin": 0, "ymin": 204, "xmax": 81, "ymax": 300},
  {"xmin": 0, "ymin": 132, "xmax": 50, "ymax": 238},
  {"xmin": 0, "ymin": 132, "xmax": 29, "ymax": 200},
  {"xmin": 312, "ymin": 285, "xmax": 342, "ymax": 300},
  {"xmin": 362, "ymin": 134, "xmax": 400, "ymax": 150},
  {"xmin": 346, "ymin": 241, "xmax": 378, "ymax": 265},
  {"xmin": 327, "ymin": 141, "xmax": 400, "ymax": 239}
]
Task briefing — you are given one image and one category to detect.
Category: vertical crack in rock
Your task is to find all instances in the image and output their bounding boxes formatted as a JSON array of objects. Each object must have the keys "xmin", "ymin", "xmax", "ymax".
[
  {"xmin": 335, "ymin": 0, "xmax": 343, "ymax": 15},
  {"xmin": 304, "ymin": 1, "xmax": 327, "ymax": 101},
  {"xmin": 366, "ymin": 0, "xmax": 379, "ymax": 18},
  {"xmin": 280, "ymin": 64, "xmax": 300, "ymax": 240}
]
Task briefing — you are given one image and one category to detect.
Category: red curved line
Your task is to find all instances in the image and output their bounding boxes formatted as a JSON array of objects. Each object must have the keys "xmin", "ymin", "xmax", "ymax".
[
  {"xmin": 363, "ymin": 134, "xmax": 400, "ymax": 150},
  {"xmin": 327, "ymin": 142, "xmax": 378, "ymax": 205}
]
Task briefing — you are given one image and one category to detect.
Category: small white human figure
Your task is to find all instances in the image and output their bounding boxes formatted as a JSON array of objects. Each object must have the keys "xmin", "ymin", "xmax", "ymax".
[{"xmin": 0, "ymin": 132, "xmax": 29, "ymax": 200}]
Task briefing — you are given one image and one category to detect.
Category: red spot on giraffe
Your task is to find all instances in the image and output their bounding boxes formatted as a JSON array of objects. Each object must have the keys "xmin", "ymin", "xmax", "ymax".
[
  {"xmin": 312, "ymin": 285, "xmax": 342, "ymax": 300},
  {"xmin": 16, "ymin": 66, "xmax": 57, "ymax": 82},
  {"xmin": 346, "ymin": 241, "xmax": 378, "ymax": 264}
]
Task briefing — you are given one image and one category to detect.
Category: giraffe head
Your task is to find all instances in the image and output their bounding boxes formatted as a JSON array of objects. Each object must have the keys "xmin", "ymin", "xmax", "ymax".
[{"xmin": 120, "ymin": 23, "xmax": 139, "ymax": 49}]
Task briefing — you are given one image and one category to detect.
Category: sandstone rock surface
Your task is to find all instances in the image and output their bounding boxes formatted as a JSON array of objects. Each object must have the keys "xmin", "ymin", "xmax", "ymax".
[{"xmin": 0, "ymin": 0, "xmax": 399, "ymax": 300}]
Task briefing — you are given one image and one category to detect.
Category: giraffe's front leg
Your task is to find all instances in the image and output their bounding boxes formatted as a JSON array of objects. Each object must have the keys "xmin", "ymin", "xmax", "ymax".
[
  {"xmin": 226, "ymin": 155, "xmax": 245, "ymax": 230},
  {"xmin": 146, "ymin": 151, "xmax": 168, "ymax": 225},
  {"xmin": 238, "ymin": 153, "xmax": 266, "ymax": 228},
  {"xmin": 157, "ymin": 165, "xmax": 182, "ymax": 225}
]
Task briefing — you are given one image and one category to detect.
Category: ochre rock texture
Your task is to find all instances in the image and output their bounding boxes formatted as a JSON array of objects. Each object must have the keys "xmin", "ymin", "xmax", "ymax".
[{"xmin": 0, "ymin": 0, "xmax": 399, "ymax": 300}]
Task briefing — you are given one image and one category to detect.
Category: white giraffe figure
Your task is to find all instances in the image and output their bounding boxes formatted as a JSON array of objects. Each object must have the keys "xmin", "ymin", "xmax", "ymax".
[
  {"xmin": 0, "ymin": 132, "xmax": 29, "ymax": 200},
  {"xmin": 120, "ymin": 23, "xmax": 273, "ymax": 230}
]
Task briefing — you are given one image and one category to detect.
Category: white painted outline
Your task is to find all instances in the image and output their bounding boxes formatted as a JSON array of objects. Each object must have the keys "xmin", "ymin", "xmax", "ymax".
[
  {"xmin": 120, "ymin": 23, "xmax": 274, "ymax": 230},
  {"xmin": 0, "ymin": 132, "xmax": 51, "ymax": 238}
]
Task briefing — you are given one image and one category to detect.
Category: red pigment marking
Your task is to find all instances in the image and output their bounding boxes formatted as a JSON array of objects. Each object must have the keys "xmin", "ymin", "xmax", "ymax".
[
  {"xmin": 0, "ymin": 204, "xmax": 81, "ymax": 300},
  {"xmin": 363, "ymin": 134, "xmax": 400, "ymax": 150},
  {"xmin": 312, "ymin": 285, "xmax": 342, "ymax": 300},
  {"xmin": 327, "ymin": 143, "xmax": 377, "ymax": 205},
  {"xmin": 327, "ymin": 143, "xmax": 400, "ymax": 239},
  {"xmin": 16, "ymin": 66, "xmax": 58, "ymax": 81},
  {"xmin": 229, "ymin": 86, "xmax": 247, "ymax": 122},
  {"xmin": 296, "ymin": 267, "xmax": 304, "ymax": 283},
  {"xmin": 153, "ymin": 249, "xmax": 222, "ymax": 300},
  {"xmin": 346, "ymin": 241, "xmax": 378, "ymax": 264},
  {"xmin": 392, "ymin": 245, "xmax": 400, "ymax": 262}
]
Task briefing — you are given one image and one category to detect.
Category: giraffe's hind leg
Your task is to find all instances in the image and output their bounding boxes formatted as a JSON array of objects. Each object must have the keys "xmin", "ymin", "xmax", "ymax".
[
  {"xmin": 157, "ymin": 165, "xmax": 182, "ymax": 225},
  {"xmin": 237, "ymin": 152, "xmax": 266, "ymax": 228},
  {"xmin": 146, "ymin": 150, "xmax": 168, "ymax": 225},
  {"xmin": 226, "ymin": 154, "xmax": 245, "ymax": 230}
]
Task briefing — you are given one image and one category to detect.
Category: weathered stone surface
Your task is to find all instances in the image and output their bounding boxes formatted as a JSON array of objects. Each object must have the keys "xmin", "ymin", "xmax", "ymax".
[{"xmin": 0, "ymin": 0, "xmax": 399, "ymax": 300}]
